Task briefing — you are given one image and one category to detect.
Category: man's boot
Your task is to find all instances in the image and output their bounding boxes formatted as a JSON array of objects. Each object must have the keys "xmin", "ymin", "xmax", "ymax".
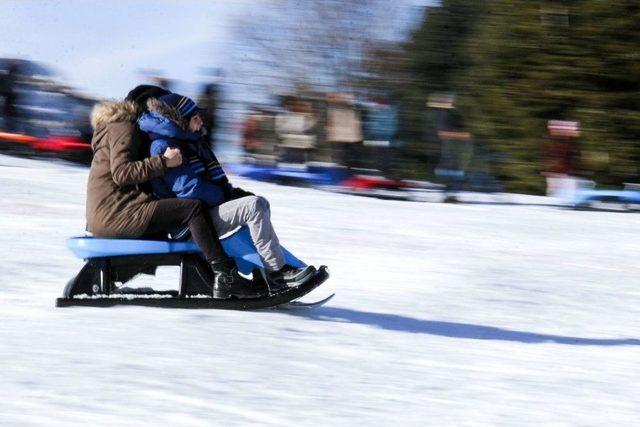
[{"xmin": 210, "ymin": 259, "xmax": 266, "ymax": 299}]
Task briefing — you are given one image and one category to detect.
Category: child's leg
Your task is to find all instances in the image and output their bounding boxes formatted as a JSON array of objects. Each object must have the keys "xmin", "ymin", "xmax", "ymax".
[{"xmin": 209, "ymin": 196, "xmax": 286, "ymax": 272}]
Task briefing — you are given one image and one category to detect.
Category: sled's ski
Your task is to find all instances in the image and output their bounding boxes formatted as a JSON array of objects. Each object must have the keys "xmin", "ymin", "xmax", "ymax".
[
  {"xmin": 277, "ymin": 293, "xmax": 335, "ymax": 310},
  {"xmin": 56, "ymin": 266, "xmax": 330, "ymax": 310}
]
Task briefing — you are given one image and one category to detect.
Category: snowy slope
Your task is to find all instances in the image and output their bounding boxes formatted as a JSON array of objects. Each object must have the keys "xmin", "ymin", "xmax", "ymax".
[{"xmin": 0, "ymin": 154, "xmax": 639, "ymax": 426}]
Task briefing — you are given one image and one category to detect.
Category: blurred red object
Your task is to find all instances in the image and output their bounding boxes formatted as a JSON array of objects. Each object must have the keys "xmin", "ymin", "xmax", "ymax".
[
  {"xmin": 341, "ymin": 175, "xmax": 412, "ymax": 190},
  {"xmin": 0, "ymin": 131, "xmax": 39, "ymax": 145},
  {"xmin": 33, "ymin": 135, "xmax": 91, "ymax": 152}
]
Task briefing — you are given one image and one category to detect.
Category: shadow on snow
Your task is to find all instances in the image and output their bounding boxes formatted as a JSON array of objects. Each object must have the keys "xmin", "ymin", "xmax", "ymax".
[{"xmin": 293, "ymin": 307, "xmax": 640, "ymax": 346}]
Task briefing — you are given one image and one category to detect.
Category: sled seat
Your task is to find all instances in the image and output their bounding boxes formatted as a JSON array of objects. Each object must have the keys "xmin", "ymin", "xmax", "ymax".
[{"xmin": 67, "ymin": 226, "xmax": 304, "ymax": 274}]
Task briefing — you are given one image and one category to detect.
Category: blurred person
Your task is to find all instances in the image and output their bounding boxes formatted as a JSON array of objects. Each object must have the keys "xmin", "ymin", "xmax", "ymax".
[
  {"xmin": 242, "ymin": 108, "xmax": 278, "ymax": 164},
  {"xmin": 152, "ymin": 76, "xmax": 172, "ymax": 92},
  {"xmin": 85, "ymin": 85, "xmax": 263, "ymax": 299},
  {"xmin": 543, "ymin": 120, "xmax": 583, "ymax": 202},
  {"xmin": 256, "ymin": 108, "xmax": 279, "ymax": 163},
  {"xmin": 138, "ymin": 93, "xmax": 316, "ymax": 289},
  {"xmin": 140, "ymin": 69, "xmax": 173, "ymax": 92},
  {"xmin": 275, "ymin": 96, "xmax": 317, "ymax": 164},
  {"xmin": 325, "ymin": 93, "xmax": 362, "ymax": 168},
  {"xmin": 428, "ymin": 94, "xmax": 473, "ymax": 202},
  {"xmin": 0, "ymin": 61, "xmax": 20, "ymax": 131},
  {"xmin": 242, "ymin": 110, "xmax": 260, "ymax": 154},
  {"xmin": 361, "ymin": 97, "xmax": 399, "ymax": 175},
  {"xmin": 197, "ymin": 68, "xmax": 223, "ymax": 149}
]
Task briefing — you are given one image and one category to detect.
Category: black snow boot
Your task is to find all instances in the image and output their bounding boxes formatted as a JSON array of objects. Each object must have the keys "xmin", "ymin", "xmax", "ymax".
[
  {"xmin": 268, "ymin": 265, "xmax": 317, "ymax": 292},
  {"xmin": 210, "ymin": 259, "xmax": 267, "ymax": 299}
]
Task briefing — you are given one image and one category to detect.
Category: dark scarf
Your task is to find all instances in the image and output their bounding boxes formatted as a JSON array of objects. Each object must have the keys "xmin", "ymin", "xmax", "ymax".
[{"xmin": 179, "ymin": 138, "xmax": 230, "ymax": 188}]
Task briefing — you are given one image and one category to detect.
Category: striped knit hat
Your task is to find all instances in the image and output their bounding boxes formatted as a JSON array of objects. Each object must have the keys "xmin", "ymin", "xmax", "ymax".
[{"xmin": 159, "ymin": 93, "xmax": 203, "ymax": 120}]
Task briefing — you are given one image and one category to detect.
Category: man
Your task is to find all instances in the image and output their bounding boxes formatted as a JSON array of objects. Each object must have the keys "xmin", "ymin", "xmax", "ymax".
[
  {"xmin": 543, "ymin": 120, "xmax": 582, "ymax": 203},
  {"xmin": 428, "ymin": 94, "xmax": 473, "ymax": 202},
  {"xmin": 326, "ymin": 92, "xmax": 362, "ymax": 167}
]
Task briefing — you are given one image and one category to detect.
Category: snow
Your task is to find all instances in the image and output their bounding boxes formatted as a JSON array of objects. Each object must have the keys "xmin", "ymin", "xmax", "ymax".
[{"xmin": 1, "ymin": 153, "xmax": 639, "ymax": 426}]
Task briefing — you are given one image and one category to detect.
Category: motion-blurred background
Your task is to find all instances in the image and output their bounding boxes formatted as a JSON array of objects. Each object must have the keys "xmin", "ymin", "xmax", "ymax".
[
  {"xmin": 1, "ymin": 0, "xmax": 639, "ymax": 207},
  {"xmin": 2, "ymin": 3, "xmax": 640, "ymax": 425}
]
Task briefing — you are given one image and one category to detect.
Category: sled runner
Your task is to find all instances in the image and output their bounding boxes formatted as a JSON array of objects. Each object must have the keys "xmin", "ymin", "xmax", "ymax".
[{"xmin": 56, "ymin": 226, "xmax": 331, "ymax": 309}]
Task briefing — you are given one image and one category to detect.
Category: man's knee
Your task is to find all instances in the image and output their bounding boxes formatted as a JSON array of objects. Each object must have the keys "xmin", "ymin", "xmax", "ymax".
[{"xmin": 184, "ymin": 199, "xmax": 206, "ymax": 221}]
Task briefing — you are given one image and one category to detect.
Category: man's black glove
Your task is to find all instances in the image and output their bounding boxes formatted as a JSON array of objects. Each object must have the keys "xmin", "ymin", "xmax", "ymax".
[{"xmin": 227, "ymin": 187, "xmax": 255, "ymax": 201}]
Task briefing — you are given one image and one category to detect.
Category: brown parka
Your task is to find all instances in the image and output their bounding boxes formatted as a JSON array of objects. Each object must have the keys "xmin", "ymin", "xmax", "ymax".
[{"xmin": 86, "ymin": 100, "xmax": 168, "ymax": 237}]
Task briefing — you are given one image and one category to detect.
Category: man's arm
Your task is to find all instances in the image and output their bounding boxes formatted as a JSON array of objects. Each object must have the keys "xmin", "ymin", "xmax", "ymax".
[
  {"xmin": 109, "ymin": 122, "xmax": 166, "ymax": 187},
  {"xmin": 153, "ymin": 139, "xmax": 225, "ymax": 207}
]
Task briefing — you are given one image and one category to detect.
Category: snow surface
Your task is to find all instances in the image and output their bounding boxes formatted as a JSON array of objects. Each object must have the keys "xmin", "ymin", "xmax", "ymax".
[{"xmin": 1, "ymin": 153, "xmax": 639, "ymax": 426}]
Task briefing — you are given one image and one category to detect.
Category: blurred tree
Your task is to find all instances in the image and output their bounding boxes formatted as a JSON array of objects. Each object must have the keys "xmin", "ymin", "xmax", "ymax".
[
  {"xmin": 461, "ymin": 0, "xmax": 640, "ymax": 192},
  {"xmin": 230, "ymin": 0, "xmax": 402, "ymax": 96},
  {"xmin": 376, "ymin": 0, "xmax": 640, "ymax": 192},
  {"xmin": 459, "ymin": 0, "xmax": 576, "ymax": 193},
  {"xmin": 363, "ymin": 0, "xmax": 486, "ymax": 181},
  {"xmin": 574, "ymin": 0, "xmax": 640, "ymax": 185}
]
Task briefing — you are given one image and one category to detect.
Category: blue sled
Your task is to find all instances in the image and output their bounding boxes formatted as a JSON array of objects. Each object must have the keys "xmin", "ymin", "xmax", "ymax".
[
  {"xmin": 231, "ymin": 163, "xmax": 350, "ymax": 187},
  {"xmin": 56, "ymin": 225, "xmax": 333, "ymax": 308},
  {"xmin": 572, "ymin": 189, "xmax": 640, "ymax": 208},
  {"xmin": 67, "ymin": 226, "xmax": 305, "ymax": 275}
]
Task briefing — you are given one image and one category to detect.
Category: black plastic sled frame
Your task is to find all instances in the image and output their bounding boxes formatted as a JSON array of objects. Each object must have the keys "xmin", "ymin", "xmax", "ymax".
[{"xmin": 56, "ymin": 253, "xmax": 330, "ymax": 310}]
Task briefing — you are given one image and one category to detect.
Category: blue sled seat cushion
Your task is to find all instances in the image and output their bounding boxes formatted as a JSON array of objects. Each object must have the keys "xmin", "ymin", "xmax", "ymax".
[
  {"xmin": 67, "ymin": 227, "xmax": 305, "ymax": 275},
  {"xmin": 66, "ymin": 237, "xmax": 199, "ymax": 259}
]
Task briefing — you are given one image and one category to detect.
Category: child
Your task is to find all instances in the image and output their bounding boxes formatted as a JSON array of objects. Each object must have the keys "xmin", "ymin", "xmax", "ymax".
[{"xmin": 138, "ymin": 93, "xmax": 316, "ymax": 292}]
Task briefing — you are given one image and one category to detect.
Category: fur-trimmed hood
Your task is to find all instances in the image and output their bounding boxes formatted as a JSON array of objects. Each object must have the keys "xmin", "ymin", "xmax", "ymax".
[{"xmin": 90, "ymin": 100, "xmax": 140, "ymax": 130}]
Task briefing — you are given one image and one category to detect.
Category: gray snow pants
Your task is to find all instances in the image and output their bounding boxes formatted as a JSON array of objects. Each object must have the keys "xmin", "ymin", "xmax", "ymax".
[{"xmin": 209, "ymin": 196, "xmax": 286, "ymax": 271}]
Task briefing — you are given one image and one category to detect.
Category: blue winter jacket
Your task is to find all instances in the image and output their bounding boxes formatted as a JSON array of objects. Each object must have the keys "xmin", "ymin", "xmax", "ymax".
[{"xmin": 139, "ymin": 110, "xmax": 231, "ymax": 207}]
